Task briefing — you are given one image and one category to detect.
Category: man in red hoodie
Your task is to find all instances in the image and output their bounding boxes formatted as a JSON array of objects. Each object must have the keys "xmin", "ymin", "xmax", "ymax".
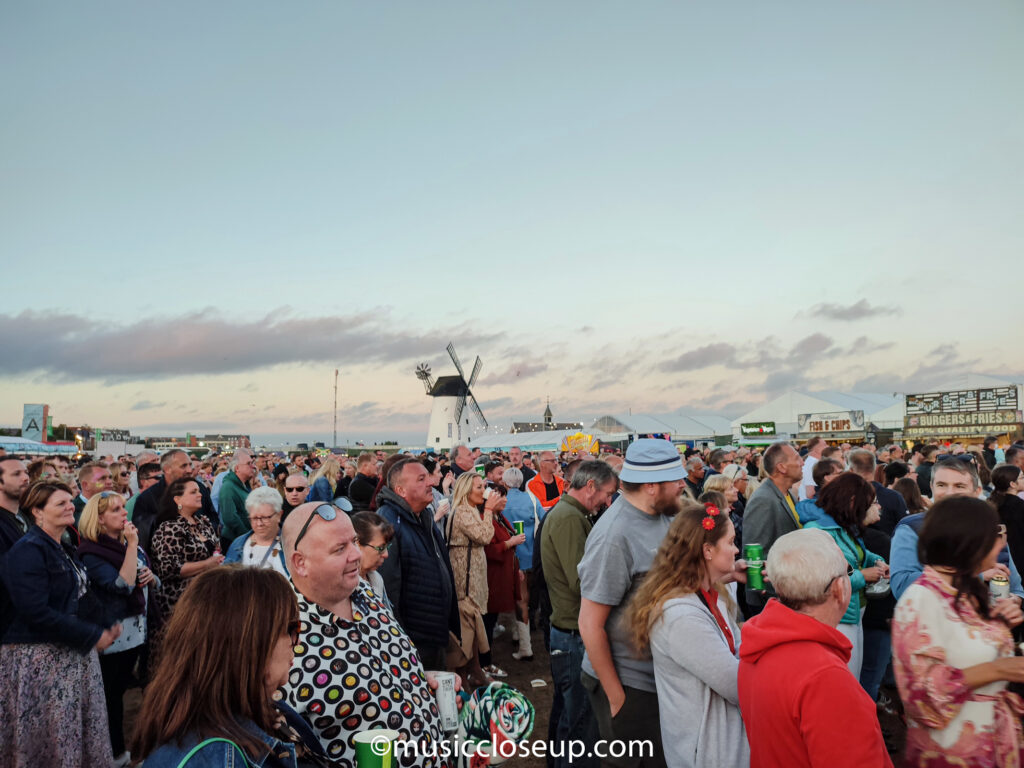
[{"xmin": 738, "ymin": 528, "xmax": 893, "ymax": 768}]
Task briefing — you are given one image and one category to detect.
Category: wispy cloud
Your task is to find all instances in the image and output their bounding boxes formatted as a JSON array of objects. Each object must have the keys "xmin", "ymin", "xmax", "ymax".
[
  {"xmin": 129, "ymin": 400, "xmax": 167, "ymax": 411},
  {"xmin": 806, "ymin": 299, "xmax": 900, "ymax": 321},
  {"xmin": 0, "ymin": 309, "xmax": 504, "ymax": 383}
]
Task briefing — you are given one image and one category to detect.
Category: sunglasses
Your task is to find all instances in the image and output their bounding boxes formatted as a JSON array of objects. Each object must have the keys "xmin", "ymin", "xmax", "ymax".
[
  {"xmin": 823, "ymin": 563, "xmax": 855, "ymax": 593},
  {"xmin": 287, "ymin": 620, "xmax": 301, "ymax": 646},
  {"xmin": 366, "ymin": 541, "xmax": 392, "ymax": 554},
  {"xmin": 285, "ymin": 486, "xmax": 308, "ymax": 493},
  {"xmin": 293, "ymin": 500, "xmax": 353, "ymax": 549},
  {"xmin": 99, "ymin": 492, "xmax": 120, "ymax": 500}
]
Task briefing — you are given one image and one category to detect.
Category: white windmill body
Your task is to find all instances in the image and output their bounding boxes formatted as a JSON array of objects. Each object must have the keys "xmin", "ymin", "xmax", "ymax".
[{"xmin": 416, "ymin": 344, "xmax": 488, "ymax": 451}]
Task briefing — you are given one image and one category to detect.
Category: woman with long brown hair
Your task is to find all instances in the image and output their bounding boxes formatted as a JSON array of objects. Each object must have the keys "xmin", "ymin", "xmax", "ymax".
[
  {"xmin": 625, "ymin": 500, "xmax": 749, "ymax": 768},
  {"xmin": 132, "ymin": 566, "xmax": 326, "ymax": 767}
]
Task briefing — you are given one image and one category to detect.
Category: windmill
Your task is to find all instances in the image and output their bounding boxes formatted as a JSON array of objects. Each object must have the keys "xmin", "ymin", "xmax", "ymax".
[{"xmin": 417, "ymin": 342, "xmax": 488, "ymax": 450}]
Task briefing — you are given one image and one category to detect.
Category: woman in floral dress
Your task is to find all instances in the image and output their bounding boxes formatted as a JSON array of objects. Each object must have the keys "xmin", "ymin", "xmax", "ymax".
[{"xmin": 893, "ymin": 495, "xmax": 1024, "ymax": 768}]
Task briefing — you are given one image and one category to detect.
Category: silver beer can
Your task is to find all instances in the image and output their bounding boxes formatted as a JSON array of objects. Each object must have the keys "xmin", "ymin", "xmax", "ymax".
[
  {"xmin": 990, "ymin": 574, "xmax": 1011, "ymax": 602},
  {"xmin": 429, "ymin": 671, "xmax": 459, "ymax": 732}
]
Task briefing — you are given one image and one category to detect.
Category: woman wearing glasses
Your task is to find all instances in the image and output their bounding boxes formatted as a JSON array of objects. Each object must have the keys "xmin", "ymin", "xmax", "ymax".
[
  {"xmin": 108, "ymin": 461, "xmax": 133, "ymax": 499},
  {"xmin": 77, "ymin": 491, "xmax": 158, "ymax": 767},
  {"xmin": 893, "ymin": 497, "xmax": 1024, "ymax": 768},
  {"xmin": 132, "ymin": 567, "xmax": 327, "ymax": 768},
  {"xmin": 278, "ymin": 471, "xmax": 309, "ymax": 519},
  {"xmin": 803, "ymin": 472, "xmax": 888, "ymax": 678},
  {"xmin": 351, "ymin": 511, "xmax": 395, "ymax": 611},
  {"xmin": 224, "ymin": 487, "xmax": 289, "ymax": 577}
]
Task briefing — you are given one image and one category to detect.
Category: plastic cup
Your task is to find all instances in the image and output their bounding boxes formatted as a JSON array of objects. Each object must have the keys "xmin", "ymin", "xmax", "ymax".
[{"xmin": 353, "ymin": 728, "xmax": 399, "ymax": 768}]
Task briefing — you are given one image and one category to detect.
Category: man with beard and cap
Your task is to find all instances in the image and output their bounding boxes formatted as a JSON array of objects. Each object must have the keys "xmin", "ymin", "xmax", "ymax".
[{"xmin": 578, "ymin": 439, "xmax": 686, "ymax": 768}]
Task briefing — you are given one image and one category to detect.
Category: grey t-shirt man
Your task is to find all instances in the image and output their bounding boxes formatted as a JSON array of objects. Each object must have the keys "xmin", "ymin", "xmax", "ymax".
[{"xmin": 579, "ymin": 495, "xmax": 672, "ymax": 693}]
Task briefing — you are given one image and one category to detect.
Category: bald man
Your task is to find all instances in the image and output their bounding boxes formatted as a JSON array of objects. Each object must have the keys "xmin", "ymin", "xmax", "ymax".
[
  {"xmin": 281, "ymin": 502, "xmax": 449, "ymax": 767},
  {"xmin": 527, "ymin": 451, "xmax": 566, "ymax": 510}
]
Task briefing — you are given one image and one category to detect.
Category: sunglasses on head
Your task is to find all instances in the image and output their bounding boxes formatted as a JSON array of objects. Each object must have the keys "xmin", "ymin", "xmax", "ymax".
[
  {"xmin": 99, "ymin": 491, "xmax": 120, "ymax": 500},
  {"xmin": 293, "ymin": 500, "xmax": 353, "ymax": 549}
]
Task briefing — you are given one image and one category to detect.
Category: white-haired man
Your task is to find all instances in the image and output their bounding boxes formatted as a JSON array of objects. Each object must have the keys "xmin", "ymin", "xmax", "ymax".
[{"xmin": 739, "ymin": 529, "xmax": 892, "ymax": 767}]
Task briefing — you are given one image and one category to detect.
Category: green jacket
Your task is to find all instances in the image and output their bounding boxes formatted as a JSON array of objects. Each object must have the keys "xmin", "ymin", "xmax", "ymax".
[
  {"xmin": 805, "ymin": 514, "xmax": 883, "ymax": 624},
  {"xmin": 539, "ymin": 494, "xmax": 592, "ymax": 631},
  {"xmin": 218, "ymin": 471, "xmax": 251, "ymax": 541}
]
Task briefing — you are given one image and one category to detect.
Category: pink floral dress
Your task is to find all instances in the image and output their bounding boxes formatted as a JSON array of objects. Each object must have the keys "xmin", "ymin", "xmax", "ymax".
[{"xmin": 893, "ymin": 566, "xmax": 1024, "ymax": 767}]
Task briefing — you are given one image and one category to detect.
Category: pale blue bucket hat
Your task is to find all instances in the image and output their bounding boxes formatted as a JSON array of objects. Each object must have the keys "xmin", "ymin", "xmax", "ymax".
[{"xmin": 620, "ymin": 438, "xmax": 686, "ymax": 484}]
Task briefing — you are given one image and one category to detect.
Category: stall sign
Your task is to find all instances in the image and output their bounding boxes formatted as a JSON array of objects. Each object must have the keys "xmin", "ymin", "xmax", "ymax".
[
  {"xmin": 798, "ymin": 410, "xmax": 865, "ymax": 434},
  {"xmin": 740, "ymin": 422, "xmax": 776, "ymax": 437},
  {"xmin": 903, "ymin": 409, "xmax": 1022, "ymax": 437},
  {"xmin": 906, "ymin": 387, "xmax": 1018, "ymax": 416}
]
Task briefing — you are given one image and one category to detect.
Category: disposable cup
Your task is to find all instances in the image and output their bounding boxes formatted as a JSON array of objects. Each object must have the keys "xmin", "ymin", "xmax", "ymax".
[{"xmin": 353, "ymin": 728, "xmax": 399, "ymax": 768}]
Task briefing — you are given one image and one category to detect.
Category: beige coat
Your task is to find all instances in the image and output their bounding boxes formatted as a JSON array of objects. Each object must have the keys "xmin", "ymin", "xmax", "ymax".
[{"xmin": 447, "ymin": 503, "xmax": 493, "ymax": 610}]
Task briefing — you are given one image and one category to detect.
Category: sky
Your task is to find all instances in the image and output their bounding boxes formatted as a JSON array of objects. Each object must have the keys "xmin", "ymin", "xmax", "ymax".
[{"xmin": 2, "ymin": 1, "xmax": 1022, "ymax": 447}]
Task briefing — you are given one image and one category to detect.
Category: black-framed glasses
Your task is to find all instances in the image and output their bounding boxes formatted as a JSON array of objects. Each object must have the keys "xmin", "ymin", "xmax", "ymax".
[
  {"xmin": 287, "ymin": 620, "xmax": 301, "ymax": 646},
  {"xmin": 823, "ymin": 563, "xmax": 855, "ymax": 593},
  {"xmin": 293, "ymin": 500, "xmax": 353, "ymax": 550},
  {"xmin": 366, "ymin": 541, "xmax": 392, "ymax": 554},
  {"xmin": 285, "ymin": 485, "xmax": 308, "ymax": 493}
]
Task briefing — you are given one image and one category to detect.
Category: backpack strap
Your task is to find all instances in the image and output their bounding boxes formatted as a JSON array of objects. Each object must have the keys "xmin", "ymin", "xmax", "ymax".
[{"xmin": 175, "ymin": 738, "xmax": 249, "ymax": 768}]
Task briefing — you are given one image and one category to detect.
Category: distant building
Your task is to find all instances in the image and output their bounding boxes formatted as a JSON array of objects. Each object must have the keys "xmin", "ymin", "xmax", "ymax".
[
  {"xmin": 200, "ymin": 434, "xmax": 252, "ymax": 451},
  {"xmin": 511, "ymin": 401, "xmax": 582, "ymax": 434}
]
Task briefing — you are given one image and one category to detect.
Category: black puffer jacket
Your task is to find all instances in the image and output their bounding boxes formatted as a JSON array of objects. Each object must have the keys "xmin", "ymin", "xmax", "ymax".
[{"xmin": 376, "ymin": 487, "xmax": 460, "ymax": 649}]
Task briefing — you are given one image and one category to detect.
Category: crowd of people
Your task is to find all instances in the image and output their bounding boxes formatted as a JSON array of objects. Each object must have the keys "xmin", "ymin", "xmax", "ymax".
[{"xmin": 2, "ymin": 434, "xmax": 1024, "ymax": 767}]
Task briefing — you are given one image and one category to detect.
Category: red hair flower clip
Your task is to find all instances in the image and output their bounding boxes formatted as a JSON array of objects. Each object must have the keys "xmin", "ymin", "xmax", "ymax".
[{"xmin": 702, "ymin": 503, "xmax": 720, "ymax": 530}]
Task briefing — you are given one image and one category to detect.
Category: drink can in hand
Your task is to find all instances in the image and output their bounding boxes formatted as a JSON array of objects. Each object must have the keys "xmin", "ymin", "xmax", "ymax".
[
  {"xmin": 991, "ymin": 574, "xmax": 1010, "ymax": 603},
  {"xmin": 745, "ymin": 543, "xmax": 764, "ymax": 590},
  {"xmin": 428, "ymin": 671, "xmax": 459, "ymax": 732},
  {"xmin": 513, "ymin": 521, "xmax": 524, "ymax": 536}
]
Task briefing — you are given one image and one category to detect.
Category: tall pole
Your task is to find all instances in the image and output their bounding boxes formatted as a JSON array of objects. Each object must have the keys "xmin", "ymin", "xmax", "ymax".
[{"xmin": 333, "ymin": 369, "xmax": 339, "ymax": 448}]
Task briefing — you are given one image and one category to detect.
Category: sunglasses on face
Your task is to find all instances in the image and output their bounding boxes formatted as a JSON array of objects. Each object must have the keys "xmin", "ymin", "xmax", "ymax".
[
  {"xmin": 366, "ymin": 541, "xmax": 392, "ymax": 554},
  {"xmin": 293, "ymin": 500, "xmax": 353, "ymax": 549},
  {"xmin": 285, "ymin": 486, "xmax": 307, "ymax": 493}
]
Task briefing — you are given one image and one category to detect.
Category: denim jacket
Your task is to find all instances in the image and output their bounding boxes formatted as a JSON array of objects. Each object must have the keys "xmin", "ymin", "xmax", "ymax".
[
  {"xmin": 141, "ymin": 702, "xmax": 319, "ymax": 768},
  {"xmin": 1, "ymin": 526, "xmax": 106, "ymax": 653}
]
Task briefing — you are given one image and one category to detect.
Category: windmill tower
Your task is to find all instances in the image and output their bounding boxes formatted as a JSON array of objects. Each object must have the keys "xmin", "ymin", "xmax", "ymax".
[{"xmin": 416, "ymin": 342, "xmax": 488, "ymax": 450}]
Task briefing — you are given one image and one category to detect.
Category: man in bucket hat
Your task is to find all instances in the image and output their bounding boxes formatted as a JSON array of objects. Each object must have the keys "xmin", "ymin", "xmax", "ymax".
[{"xmin": 578, "ymin": 439, "xmax": 685, "ymax": 768}]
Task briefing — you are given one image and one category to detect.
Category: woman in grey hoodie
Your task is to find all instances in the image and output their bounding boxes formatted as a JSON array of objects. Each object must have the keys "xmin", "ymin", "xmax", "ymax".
[{"xmin": 625, "ymin": 497, "xmax": 750, "ymax": 768}]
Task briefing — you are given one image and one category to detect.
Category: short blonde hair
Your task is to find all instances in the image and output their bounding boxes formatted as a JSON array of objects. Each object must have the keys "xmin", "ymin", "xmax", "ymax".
[
  {"xmin": 78, "ymin": 492, "xmax": 127, "ymax": 544},
  {"xmin": 701, "ymin": 474, "xmax": 734, "ymax": 495}
]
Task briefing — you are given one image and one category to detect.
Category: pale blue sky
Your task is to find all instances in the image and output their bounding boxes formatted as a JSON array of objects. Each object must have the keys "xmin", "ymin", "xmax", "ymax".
[{"xmin": 2, "ymin": 1, "xmax": 1021, "ymax": 445}]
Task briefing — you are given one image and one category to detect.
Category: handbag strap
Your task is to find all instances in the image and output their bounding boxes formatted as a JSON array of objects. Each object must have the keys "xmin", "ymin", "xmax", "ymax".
[{"xmin": 175, "ymin": 738, "xmax": 250, "ymax": 768}]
